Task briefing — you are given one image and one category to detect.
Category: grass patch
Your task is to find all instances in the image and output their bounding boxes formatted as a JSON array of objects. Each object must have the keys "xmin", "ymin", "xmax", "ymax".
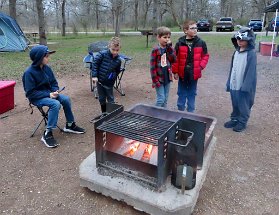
[{"xmin": 1, "ymin": 33, "xmax": 278, "ymax": 81}]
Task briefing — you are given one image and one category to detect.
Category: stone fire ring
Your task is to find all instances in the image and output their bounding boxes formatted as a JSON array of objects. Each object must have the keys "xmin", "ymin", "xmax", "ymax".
[{"xmin": 79, "ymin": 137, "xmax": 216, "ymax": 215}]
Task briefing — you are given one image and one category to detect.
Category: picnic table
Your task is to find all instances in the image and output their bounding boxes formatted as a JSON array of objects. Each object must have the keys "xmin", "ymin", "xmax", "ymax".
[
  {"xmin": 25, "ymin": 32, "xmax": 39, "ymax": 43},
  {"xmin": 139, "ymin": 30, "xmax": 154, "ymax": 48}
]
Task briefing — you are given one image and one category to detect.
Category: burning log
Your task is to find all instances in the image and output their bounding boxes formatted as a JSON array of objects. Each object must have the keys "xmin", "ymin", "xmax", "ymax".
[
  {"xmin": 141, "ymin": 144, "xmax": 153, "ymax": 162},
  {"xmin": 123, "ymin": 141, "xmax": 140, "ymax": 156}
]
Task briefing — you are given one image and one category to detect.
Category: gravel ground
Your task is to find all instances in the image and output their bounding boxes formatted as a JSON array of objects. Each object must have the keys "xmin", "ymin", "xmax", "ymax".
[{"xmin": 0, "ymin": 49, "xmax": 279, "ymax": 215}]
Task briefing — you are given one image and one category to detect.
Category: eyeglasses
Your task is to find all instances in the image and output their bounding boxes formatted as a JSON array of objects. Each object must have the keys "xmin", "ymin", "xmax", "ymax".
[{"xmin": 189, "ymin": 27, "xmax": 198, "ymax": 30}]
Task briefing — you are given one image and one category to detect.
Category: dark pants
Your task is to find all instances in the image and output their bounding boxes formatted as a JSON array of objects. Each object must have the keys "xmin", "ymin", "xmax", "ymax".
[
  {"xmin": 97, "ymin": 82, "xmax": 114, "ymax": 105},
  {"xmin": 177, "ymin": 79, "xmax": 198, "ymax": 112},
  {"xmin": 230, "ymin": 90, "xmax": 254, "ymax": 125}
]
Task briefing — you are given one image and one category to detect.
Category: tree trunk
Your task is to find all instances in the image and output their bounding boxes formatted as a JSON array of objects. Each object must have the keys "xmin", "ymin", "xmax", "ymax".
[
  {"xmin": 113, "ymin": 0, "xmax": 122, "ymax": 37},
  {"xmin": 35, "ymin": 0, "xmax": 47, "ymax": 45},
  {"xmin": 55, "ymin": 0, "xmax": 60, "ymax": 30},
  {"xmin": 9, "ymin": 0, "xmax": 16, "ymax": 20},
  {"xmin": 152, "ymin": 0, "xmax": 158, "ymax": 40},
  {"xmin": 61, "ymin": 0, "xmax": 66, "ymax": 36},
  {"xmin": 134, "ymin": 0, "xmax": 138, "ymax": 31},
  {"xmin": 95, "ymin": 0, "xmax": 100, "ymax": 30},
  {"xmin": 167, "ymin": 0, "xmax": 180, "ymax": 27},
  {"xmin": 142, "ymin": 0, "xmax": 152, "ymax": 29}
]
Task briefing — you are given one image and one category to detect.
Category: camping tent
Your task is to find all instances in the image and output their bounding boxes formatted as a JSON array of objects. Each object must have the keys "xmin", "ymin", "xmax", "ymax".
[
  {"xmin": 0, "ymin": 12, "xmax": 28, "ymax": 52},
  {"xmin": 263, "ymin": 0, "xmax": 279, "ymax": 59}
]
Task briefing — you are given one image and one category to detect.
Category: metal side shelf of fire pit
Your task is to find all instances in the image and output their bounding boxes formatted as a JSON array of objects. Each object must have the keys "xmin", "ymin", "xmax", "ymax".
[{"xmin": 79, "ymin": 103, "xmax": 217, "ymax": 215}]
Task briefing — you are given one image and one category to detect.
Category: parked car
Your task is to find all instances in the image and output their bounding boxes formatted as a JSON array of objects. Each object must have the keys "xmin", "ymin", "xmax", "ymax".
[
  {"xmin": 248, "ymin": 19, "xmax": 263, "ymax": 32},
  {"xmin": 216, "ymin": 17, "xmax": 234, "ymax": 32},
  {"xmin": 197, "ymin": 19, "xmax": 213, "ymax": 31},
  {"xmin": 266, "ymin": 17, "xmax": 279, "ymax": 31}
]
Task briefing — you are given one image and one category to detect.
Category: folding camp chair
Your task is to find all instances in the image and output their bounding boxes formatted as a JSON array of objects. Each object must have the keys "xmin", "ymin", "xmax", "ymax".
[
  {"xmin": 114, "ymin": 55, "xmax": 132, "ymax": 96},
  {"xmin": 29, "ymin": 103, "xmax": 63, "ymax": 138}
]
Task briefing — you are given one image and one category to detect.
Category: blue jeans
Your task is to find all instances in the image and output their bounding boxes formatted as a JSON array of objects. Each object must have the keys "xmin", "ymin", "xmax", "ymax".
[
  {"xmin": 155, "ymin": 83, "xmax": 170, "ymax": 107},
  {"xmin": 97, "ymin": 83, "xmax": 114, "ymax": 105},
  {"xmin": 177, "ymin": 79, "xmax": 198, "ymax": 112},
  {"xmin": 32, "ymin": 94, "xmax": 75, "ymax": 129}
]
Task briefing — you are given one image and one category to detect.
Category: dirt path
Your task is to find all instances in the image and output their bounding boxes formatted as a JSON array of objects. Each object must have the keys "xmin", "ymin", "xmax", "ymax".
[{"xmin": 0, "ymin": 52, "xmax": 279, "ymax": 215}]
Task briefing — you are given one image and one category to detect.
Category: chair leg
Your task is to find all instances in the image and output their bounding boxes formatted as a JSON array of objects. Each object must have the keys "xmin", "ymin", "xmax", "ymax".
[
  {"xmin": 57, "ymin": 125, "xmax": 64, "ymax": 132},
  {"xmin": 30, "ymin": 106, "xmax": 64, "ymax": 137},
  {"xmin": 30, "ymin": 118, "xmax": 46, "ymax": 138}
]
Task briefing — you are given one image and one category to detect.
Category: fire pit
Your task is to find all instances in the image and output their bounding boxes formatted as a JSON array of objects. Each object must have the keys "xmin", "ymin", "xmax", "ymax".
[{"xmin": 80, "ymin": 103, "xmax": 217, "ymax": 214}]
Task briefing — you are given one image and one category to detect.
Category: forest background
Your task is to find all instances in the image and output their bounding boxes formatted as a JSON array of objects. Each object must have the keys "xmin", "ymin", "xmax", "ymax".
[{"xmin": 1, "ymin": 0, "xmax": 277, "ymax": 43}]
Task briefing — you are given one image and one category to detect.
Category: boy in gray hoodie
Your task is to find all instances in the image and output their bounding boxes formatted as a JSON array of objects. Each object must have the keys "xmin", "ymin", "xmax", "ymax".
[{"xmin": 224, "ymin": 27, "xmax": 257, "ymax": 132}]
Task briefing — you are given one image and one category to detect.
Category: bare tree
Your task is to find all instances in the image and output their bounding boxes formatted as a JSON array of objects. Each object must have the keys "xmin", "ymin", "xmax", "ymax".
[
  {"xmin": 110, "ymin": 0, "xmax": 123, "ymax": 36},
  {"xmin": 36, "ymin": 0, "xmax": 47, "ymax": 45},
  {"xmin": 9, "ymin": 0, "xmax": 16, "ymax": 19},
  {"xmin": 165, "ymin": 0, "xmax": 180, "ymax": 27},
  {"xmin": 142, "ymin": 0, "xmax": 152, "ymax": 28},
  {"xmin": 94, "ymin": 0, "xmax": 100, "ymax": 30},
  {"xmin": 61, "ymin": 0, "xmax": 66, "ymax": 36},
  {"xmin": 152, "ymin": 0, "xmax": 158, "ymax": 40},
  {"xmin": 54, "ymin": 0, "xmax": 61, "ymax": 30},
  {"xmin": 134, "ymin": 0, "xmax": 138, "ymax": 30}
]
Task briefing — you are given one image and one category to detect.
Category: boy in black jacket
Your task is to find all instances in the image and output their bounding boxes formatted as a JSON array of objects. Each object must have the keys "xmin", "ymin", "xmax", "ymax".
[{"xmin": 91, "ymin": 37, "xmax": 122, "ymax": 113}]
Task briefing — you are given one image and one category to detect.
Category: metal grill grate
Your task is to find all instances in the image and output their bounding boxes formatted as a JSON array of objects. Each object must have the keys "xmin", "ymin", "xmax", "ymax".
[{"xmin": 97, "ymin": 111, "xmax": 174, "ymax": 144}]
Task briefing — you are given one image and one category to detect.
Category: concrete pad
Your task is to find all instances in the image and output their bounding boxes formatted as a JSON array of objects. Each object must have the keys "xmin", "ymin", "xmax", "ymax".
[{"xmin": 79, "ymin": 137, "xmax": 217, "ymax": 215}]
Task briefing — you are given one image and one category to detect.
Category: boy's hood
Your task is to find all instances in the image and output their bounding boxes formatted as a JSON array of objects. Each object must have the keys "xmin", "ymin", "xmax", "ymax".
[
  {"xmin": 231, "ymin": 27, "xmax": 255, "ymax": 51},
  {"xmin": 29, "ymin": 45, "xmax": 56, "ymax": 67},
  {"xmin": 178, "ymin": 35, "xmax": 200, "ymax": 45}
]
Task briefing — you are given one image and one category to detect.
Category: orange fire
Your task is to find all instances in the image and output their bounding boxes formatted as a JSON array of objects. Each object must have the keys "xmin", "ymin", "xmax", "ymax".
[
  {"xmin": 123, "ymin": 141, "xmax": 140, "ymax": 156},
  {"xmin": 141, "ymin": 144, "xmax": 153, "ymax": 161}
]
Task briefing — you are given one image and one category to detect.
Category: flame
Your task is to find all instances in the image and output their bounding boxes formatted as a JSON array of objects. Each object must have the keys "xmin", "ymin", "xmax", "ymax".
[
  {"xmin": 129, "ymin": 142, "xmax": 140, "ymax": 155},
  {"xmin": 123, "ymin": 141, "xmax": 140, "ymax": 156},
  {"xmin": 141, "ymin": 144, "xmax": 153, "ymax": 161}
]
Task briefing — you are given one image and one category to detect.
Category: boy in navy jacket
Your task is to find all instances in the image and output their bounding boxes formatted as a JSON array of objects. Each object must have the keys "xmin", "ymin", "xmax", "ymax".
[
  {"xmin": 23, "ymin": 45, "xmax": 85, "ymax": 148},
  {"xmin": 91, "ymin": 37, "xmax": 122, "ymax": 113}
]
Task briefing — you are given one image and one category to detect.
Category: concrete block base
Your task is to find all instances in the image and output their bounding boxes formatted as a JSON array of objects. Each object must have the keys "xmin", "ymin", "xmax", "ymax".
[{"xmin": 79, "ymin": 137, "xmax": 216, "ymax": 215}]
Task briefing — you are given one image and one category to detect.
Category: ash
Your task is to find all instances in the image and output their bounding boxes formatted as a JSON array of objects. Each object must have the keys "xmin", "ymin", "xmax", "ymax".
[{"xmin": 97, "ymin": 161, "xmax": 158, "ymax": 191}]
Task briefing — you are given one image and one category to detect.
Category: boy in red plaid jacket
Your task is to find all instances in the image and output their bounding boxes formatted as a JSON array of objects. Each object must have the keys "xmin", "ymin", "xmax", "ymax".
[{"xmin": 150, "ymin": 26, "xmax": 176, "ymax": 107}]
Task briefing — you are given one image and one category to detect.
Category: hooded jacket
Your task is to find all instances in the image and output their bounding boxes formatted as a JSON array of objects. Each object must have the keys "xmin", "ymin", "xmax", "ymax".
[
  {"xmin": 172, "ymin": 36, "xmax": 209, "ymax": 81},
  {"xmin": 22, "ymin": 45, "xmax": 59, "ymax": 103},
  {"xmin": 226, "ymin": 27, "xmax": 257, "ymax": 97}
]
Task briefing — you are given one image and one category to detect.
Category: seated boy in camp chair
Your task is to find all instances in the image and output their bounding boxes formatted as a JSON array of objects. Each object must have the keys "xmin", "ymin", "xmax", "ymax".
[{"xmin": 22, "ymin": 45, "xmax": 85, "ymax": 148}]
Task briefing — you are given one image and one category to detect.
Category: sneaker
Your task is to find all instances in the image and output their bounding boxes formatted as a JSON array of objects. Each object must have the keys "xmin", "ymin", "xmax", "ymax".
[
  {"xmin": 63, "ymin": 122, "xmax": 85, "ymax": 134},
  {"xmin": 41, "ymin": 131, "xmax": 58, "ymax": 148},
  {"xmin": 233, "ymin": 123, "xmax": 246, "ymax": 132},
  {"xmin": 224, "ymin": 120, "xmax": 238, "ymax": 128}
]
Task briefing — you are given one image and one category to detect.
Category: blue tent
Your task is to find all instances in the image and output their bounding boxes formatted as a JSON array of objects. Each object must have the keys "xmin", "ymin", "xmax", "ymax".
[{"xmin": 0, "ymin": 12, "xmax": 28, "ymax": 52}]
